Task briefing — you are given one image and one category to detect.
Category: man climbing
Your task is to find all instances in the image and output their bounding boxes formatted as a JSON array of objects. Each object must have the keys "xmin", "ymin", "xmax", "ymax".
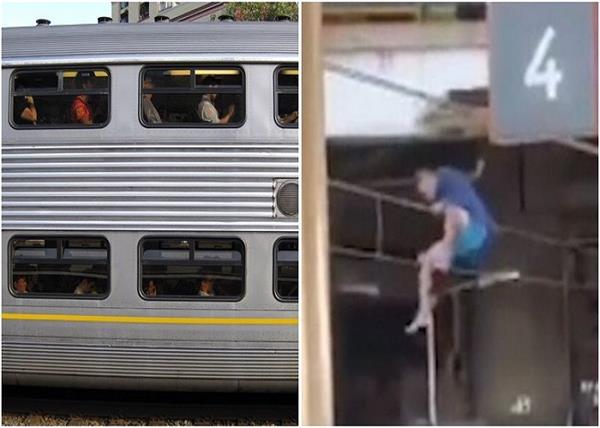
[{"xmin": 405, "ymin": 166, "xmax": 496, "ymax": 334}]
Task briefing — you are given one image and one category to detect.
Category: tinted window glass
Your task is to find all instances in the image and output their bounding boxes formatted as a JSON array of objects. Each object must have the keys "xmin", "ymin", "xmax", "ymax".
[
  {"xmin": 11, "ymin": 69, "xmax": 110, "ymax": 128},
  {"xmin": 274, "ymin": 238, "xmax": 298, "ymax": 301},
  {"xmin": 141, "ymin": 67, "xmax": 244, "ymax": 127},
  {"xmin": 140, "ymin": 238, "xmax": 244, "ymax": 299},
  {"xmin": 275, "ymin": 66, "xmax": 299, "ymax": 128},
  {"xmin": 14, "ymin": 71, "xmax": 59, "ymax": 90},
  {"xmin": 10, "ymin": 237, "xmax": 109, "ymax": 298}
]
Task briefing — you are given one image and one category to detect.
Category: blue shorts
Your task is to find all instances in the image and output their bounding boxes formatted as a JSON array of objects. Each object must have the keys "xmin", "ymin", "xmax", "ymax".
[{"xmin": 452, "ymin": 221, "xmax": 491, "ymax": 271}]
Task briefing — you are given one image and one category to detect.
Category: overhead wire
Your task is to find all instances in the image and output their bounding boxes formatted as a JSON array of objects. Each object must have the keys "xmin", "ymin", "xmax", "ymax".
[
  {"xmin": 330, "ymin": 245, "xmax": 583, "ymax": 290},
  {"xmin": 329, "ymin": 179, "xmax": 571, "ymax": 249},
  {"xmin": 325, "ymin": 61, "xmax": 598, "ymax": 157}
]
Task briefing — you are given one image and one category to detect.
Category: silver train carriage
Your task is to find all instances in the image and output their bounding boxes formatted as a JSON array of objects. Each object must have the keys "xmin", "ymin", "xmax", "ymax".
[{"xmin": 1, "ymin": 21, "xmax": 299, "ymax": 392}]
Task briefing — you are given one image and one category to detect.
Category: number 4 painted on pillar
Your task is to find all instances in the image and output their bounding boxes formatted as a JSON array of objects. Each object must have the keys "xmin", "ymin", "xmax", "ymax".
[{"xmin": 524, "ymin": 26, "xmax": 563, "ymax": 101}]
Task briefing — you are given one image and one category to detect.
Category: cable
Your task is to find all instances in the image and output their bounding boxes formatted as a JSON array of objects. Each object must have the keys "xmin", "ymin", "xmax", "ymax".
[
  {"xmin": 330, "ymin": 178, "xmax": 430, "ymax": 214},
  {"xmin": 325, "ymin": 61, "xmax": 465, "ymax": 110},
  {"xmin": 326, "ymin": 61, "xmax": 598, "ymax": 158},
  {"xmin": 495, "ymin": 224, "xmax": 567, "ymax": 249},
  {"xmin": 332, "ymin": 245, "xmax": 417, "ymax": 268},
  {"xmin": 356, "ymin": 159, "xmax": 485, "ymax": 190},
  {"xmin": 329, "ymin": 178, "xmax": 571, "ymax": 249},
  {"xmin": 330, "ymin": 245, "xmax": 593, "ymax": 290}
]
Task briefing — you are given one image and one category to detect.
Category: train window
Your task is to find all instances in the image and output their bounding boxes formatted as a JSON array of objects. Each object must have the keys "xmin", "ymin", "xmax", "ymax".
[
  {"xmin": 275, "ymin": 66, "xmax": 299, "ymax": 128},
  {"xmin": 10, "ymin": 68, "xmax": 110, "ymax": 128},
  {"xmin": 140, "ymin": 238, "xmax": 245, "ymax": 300},
  {"xmin": 140, "ymin": 66, "xmax": 245, "ymax": 127},
  {"xmin": 9, "ymin": 237, "xmax": 110, "ymax": 298},
  {"xmin": 140, "ymin": 2, "xmax": 150, "ymax": 20},
  {"xmin": 274, "ymin": 238, "xmax": 298, "ymax": 301}
]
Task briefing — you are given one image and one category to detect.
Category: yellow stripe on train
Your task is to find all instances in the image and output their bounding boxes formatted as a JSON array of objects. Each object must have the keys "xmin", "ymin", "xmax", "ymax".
[{"xmin": 2, "ymin": 313, "xmax": 298, "ymax": 326}]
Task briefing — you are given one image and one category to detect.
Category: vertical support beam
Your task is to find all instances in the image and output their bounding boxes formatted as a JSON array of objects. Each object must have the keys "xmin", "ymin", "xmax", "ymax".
[
  {"xmin": 149, "ymin": 1, "xmax": 161, "ymax": 21},
  {"xmin": 562, "ymin": 246, "xmax": 574, "ymax": 423},
  {"xmin": 427, "ymin": 317, "xmax": 438, "ymax": 425},
  {"xmin": 375, "ymin": 197, "xmax": 384, "ymax": 255},
  {"xmin": 128, "ymin": 2, "xmax": 140, "ymax": 23},
  {"xmin": 111, "ymin": 2, "xmax": 121, "ymax": 22},
  {"xmin": 301, "ymin": 3, "xmax": 334, "ymax": 426},
  {"xmin": 451, "ymin": 292, "xmax": 461, "ymax": 354}
]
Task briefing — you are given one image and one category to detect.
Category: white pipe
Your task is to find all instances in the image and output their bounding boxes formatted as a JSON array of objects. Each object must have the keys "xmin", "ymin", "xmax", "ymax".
[{"xmin": 427, "ymin": 317, "xmax": 438, "ymax": 425}]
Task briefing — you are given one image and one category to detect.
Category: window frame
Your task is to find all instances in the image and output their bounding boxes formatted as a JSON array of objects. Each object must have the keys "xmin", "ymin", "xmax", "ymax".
[
  {"xmin": 138, "ymin": 65, "xmax": 247, "ymax": 129},
  {"xmin": 139, "ymin": 2, "xmax": 150, "ymax": 20},
  {"xmin": 137, "ymin": 236, "xmax": 247, "ymax": 302},
  {"xmin": 8, "ymin": 235, "xmax": 111, "ymax": 300},
  {"xmin": 273, "ymin": 236, "xmax": 299, "ymax": 302},
  {"xmin": 9, "ymin": 67, "xmax": 111, "ymax": 130},
  {"xmin": 159, "ymin": 1, "xmax": 176, "ymax": 11},
  {"xmin": 274, "ymin": 64, "xmax": 299, "ymax": 129}
]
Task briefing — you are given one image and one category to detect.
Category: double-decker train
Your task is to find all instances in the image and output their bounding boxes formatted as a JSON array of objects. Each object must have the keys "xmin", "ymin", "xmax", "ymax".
[{"xmin": 2, "ymin": 19, "xmax": 298, "ymax": 392}]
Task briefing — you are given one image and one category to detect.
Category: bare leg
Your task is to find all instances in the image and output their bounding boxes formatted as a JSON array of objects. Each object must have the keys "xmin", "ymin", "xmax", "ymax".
[
  {"xmin": 405, "ymin": 241, "xmax": 451, "ymax": 334},
  {"xmin": 405, "ymin": 205, "xmax": 469, "ymax": 334}
]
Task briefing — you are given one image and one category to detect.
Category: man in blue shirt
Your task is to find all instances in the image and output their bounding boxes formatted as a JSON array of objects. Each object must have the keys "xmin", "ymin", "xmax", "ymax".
[{"xmin": 405, "ymin": 166, "xmax": 496, "ymax": 334}]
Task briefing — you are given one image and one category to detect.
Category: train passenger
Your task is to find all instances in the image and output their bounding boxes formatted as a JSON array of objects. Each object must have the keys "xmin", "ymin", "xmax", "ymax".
[
  {"xmin": 15, "ymin": 95, "xmax": 38, "ymax": 125},
  {"xmin": 70, "ymin": 77, "xmax": 95, "ymax": 125},
  {"xmin": 279, "ymin": 110, "xmax": 298, "ymax": 125},
  {"xmin": 197, "ymin": 77, "xmax": 236, "ymax": 124},
  {"xmin": 13, "ymin": 276, "xmax": 29, "ymax": 294},
  {"xmin": 74, "ymin": 278, "xmax": 96, "ymax": 295},
  {"xmin": 142, "ymin": 77, "xmax": 162, "ymax": 124},
  {"xmin": 198, "ymin": 277, "xmax": 216, "ymax": 297},
  {"xmin": 145, "ymin": 279, "xmax": 158, "ymax": 297}
]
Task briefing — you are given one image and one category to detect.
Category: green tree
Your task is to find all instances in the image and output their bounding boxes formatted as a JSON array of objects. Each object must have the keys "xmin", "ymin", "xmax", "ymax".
[{"xmin": 216, "ymin": 2, "xmax": 298, "ymax": 22}]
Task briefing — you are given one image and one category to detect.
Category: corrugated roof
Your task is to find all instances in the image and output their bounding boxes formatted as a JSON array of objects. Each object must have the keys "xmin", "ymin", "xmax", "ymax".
[{"xmin": 2, "ymin": 22, "xmax": 298, "ymax": 66}]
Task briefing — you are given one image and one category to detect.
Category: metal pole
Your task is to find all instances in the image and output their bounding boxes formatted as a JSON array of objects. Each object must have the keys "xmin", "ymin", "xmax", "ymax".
[
  {"xmin": 562, "ymin": 246, "xmax": 574, "ymax": 423},
  {"xmin": 375, "ymin": 197, "xmax": 384, "ymax": 255},
  {"xmin": 301, "ymin": 3, "xmax": 335, "ymax": 426},
  {"xmin": 427, "ymin": 316, "xmax": 438, "ymax": 425}
]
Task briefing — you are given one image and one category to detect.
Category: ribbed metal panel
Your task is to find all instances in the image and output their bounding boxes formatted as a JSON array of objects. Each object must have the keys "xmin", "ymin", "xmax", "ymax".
[
  {"xmin": 2, "ymin": 144, "xmax": 298, "ymax": 231},
  {"xmin": 2, "ymin": 22, "xmax": 298, "ymax": 66},
  {"xmin": 3, "ymin": 342, "xmax": 298, "ymax": 380}
]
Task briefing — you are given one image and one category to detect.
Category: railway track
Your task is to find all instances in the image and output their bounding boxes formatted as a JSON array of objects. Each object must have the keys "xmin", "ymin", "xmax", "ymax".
[{"xmin": 2, "ymin": 386, "xmax": 298, "ymax": 425}]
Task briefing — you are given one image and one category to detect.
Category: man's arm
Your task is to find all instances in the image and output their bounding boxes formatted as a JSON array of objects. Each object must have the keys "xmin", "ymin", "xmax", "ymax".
[
  {"xmin": 441, "ymin": 205, "xmax": 468, "ymax": 249},
  {"xmin": 20, "ymin": 106, "xmax": 37, "ymax": 124},
  {"xmin": 218, "ymin": 104, "xmax": 236, "ymax": 124}
]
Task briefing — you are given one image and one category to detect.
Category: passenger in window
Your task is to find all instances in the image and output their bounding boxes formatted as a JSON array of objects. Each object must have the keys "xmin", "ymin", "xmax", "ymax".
[
  {"xmin": 279, "ymin": 110, "xmax": 298, "ymax": 125},
  {"xmin": 142, "ymin": 77, "xmax": 162, "ymax": 124},
  {"xmin": 198, "ymin": 277, "xmax": 216, "ymax": 297},
  {"xmin": 13, "ymin": 276, "xmax": 29, "ymax": 294},
  {"xmin": 197, "ymin": 77, "xmax": 236, "ymax": 124},
  {"xmin": 145, "ymin": 279, "xmax": 158, "ymax": 297},
  {"xmin": 71, "ymin": 78, "xmax": 95, "ymax": 125},
  {"xmin": 74, "ymin": 278, "xmax": 97, "ymax": 295},
  {"xmin": 15, "ymin": 95, "xmax": 38, "ymax": 125}
]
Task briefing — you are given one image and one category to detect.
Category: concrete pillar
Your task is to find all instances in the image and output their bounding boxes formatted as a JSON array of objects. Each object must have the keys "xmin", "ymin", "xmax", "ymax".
[
  {"xmin": 128, "ymin": 2, "xmax": 140, "ymax": 23},
  {"xmin": 149, "ymin": 1, "xmax": 160, "ymax": 21},
  {"xmin": 300, "ymin": 3, "xmax": 334, "ymax": 426},
  {"xmin": 111, "ymin": 3, "xmax": 121, "ymax": 22}
]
